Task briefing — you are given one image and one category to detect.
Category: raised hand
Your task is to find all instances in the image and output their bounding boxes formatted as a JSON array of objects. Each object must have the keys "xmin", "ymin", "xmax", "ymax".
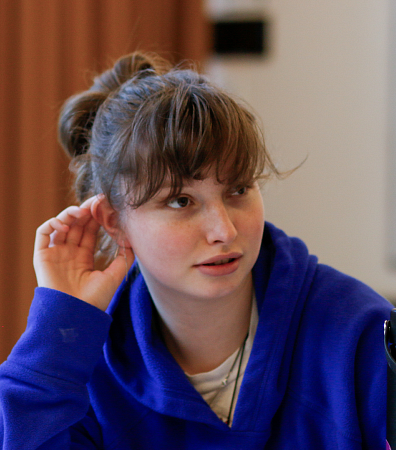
[{"xmin": 33, "ymin": 196, "xmax": 134, "ymax": 311}]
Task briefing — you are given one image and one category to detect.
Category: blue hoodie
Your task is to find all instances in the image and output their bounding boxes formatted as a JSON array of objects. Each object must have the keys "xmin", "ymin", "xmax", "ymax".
[{"xmin": 0, "ymin": 223, "xmax": 392, "ymax": 449}]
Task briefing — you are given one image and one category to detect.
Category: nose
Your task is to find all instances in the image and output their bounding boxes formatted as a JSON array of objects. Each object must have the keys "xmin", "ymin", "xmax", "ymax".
[{"xmin": 204, "ymin": 202, "xmax": 237, "ymax": 245}]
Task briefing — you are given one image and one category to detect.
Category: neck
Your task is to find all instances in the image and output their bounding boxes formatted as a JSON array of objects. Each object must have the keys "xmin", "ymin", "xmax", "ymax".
[{"xmin": 151, "ymin": 274, "xmax": 253, "ymax": 375}]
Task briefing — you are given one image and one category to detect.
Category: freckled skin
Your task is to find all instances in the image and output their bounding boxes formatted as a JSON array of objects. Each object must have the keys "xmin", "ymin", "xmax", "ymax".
[{"xmin": 121, "ymin": 175, "xmax": 265, "ymax": 308}]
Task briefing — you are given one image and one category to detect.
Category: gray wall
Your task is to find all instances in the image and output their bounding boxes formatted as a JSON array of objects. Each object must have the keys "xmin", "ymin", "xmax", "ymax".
[{"xmin": 206, "ymin": 0, "xmax": 396, "ymax": 299}]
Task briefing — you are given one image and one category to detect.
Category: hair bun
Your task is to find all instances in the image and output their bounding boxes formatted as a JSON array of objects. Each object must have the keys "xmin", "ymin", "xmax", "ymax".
[
  {"xmin": 58, "ymin": 52, "xmax": 171, "ymax": 158},
  {"xmin": 91, "ymin": 52, "xmax": 170, "ymax": 93},
  {"xmin": 58, "ymin": 91, "xmax": 107, "ymax": 158}
]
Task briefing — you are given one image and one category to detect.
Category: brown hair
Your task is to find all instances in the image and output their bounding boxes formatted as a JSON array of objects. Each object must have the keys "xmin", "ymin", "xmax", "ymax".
[{"xmin": 58, "ymin": 52, "xmax": 279, "ymax": 255}]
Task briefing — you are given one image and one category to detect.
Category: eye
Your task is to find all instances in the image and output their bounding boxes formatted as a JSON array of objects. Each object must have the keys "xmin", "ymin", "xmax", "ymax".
[
  {"xmin": 231, "ymin": 186, "xmax": 248, "ymax": 196},
  {"xmin": 167, "ymin": 196, "xmax": 191, "ymax": 209}
]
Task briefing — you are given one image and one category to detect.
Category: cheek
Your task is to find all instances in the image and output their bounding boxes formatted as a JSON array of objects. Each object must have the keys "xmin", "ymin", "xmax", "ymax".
[
  {"xmin": 243, "ymin": 197, "xmax": 265, "ymax": 241},
  {"xmin": 257, "ymin": 203, "xmax": 265, "ymax": 236},
  {"xmin": 125, "ymin": 216, "xmax": 194, "ymax": 265},
  {"xmin": 249, "ymin": 219, "xmax": 265, "ymax": 253}
]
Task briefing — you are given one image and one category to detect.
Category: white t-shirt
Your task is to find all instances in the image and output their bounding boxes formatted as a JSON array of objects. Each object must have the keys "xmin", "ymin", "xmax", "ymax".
[{"xmin": 185, "ymin": 296, "xmax": 258, "ymax": 426}]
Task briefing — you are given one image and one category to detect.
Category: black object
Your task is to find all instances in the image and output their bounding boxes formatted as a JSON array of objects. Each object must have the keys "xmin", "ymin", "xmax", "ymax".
[
  {"xmin": 213, "ymin": 20, "xmax": 268, "ymax": 55},
  {"xmin": 384, "ymin": 309, "xmax": 396, "ymax": 449}
]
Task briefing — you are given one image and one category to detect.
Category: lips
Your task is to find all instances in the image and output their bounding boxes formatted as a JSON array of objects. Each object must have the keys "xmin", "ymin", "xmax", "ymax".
[
  {"xmin": 204, "ymin": 258, "xmax": 235, "ymax": 266},
  {"xmin": 195, "ymin": 254, "xmax": 241, "ymax": 276},
  {"xmin": 197, "ymin": 253, "xmax": 242, "ymax": 266}
]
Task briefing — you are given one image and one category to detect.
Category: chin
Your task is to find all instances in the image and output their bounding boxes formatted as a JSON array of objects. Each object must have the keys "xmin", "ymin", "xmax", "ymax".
[{"xmin": 190, "ymin": 276, "xmax": 252, "ymax": 301}]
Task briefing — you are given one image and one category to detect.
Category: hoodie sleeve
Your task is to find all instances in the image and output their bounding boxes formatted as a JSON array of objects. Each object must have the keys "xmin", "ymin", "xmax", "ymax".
[
  {"xmin": 0, "ymin": 288, "xmax": 112, "ymax": 450},
  {"xmin": 354, "ymin": 298, "xmax": 390, "ymax": 449}
]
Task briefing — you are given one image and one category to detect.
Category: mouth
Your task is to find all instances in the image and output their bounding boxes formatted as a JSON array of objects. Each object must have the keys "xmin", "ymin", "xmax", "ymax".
[
  {"xmin": 195, "ymin": 254, "xmax": 241, "ymax": 276},
  {"xmin": 197, "ymin": 253, "xmax": 242, "ymax": 266},
  {"xmin": 203, "ymin": 258, "xmax": 236, "ymax": 266}
]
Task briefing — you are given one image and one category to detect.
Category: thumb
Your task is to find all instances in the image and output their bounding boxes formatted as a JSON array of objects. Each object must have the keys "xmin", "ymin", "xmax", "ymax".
[{"xmin": 104, "ymin": 246, "xmax": 134, "ymax": 285}]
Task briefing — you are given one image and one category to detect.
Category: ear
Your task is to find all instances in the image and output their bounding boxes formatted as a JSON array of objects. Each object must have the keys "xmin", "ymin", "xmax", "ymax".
[{"xmin": 91, "ymin": 195, "xmax": 131, "ymax": 248}]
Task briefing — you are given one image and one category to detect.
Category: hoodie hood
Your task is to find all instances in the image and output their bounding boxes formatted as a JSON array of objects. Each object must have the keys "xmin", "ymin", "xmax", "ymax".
[{"xmin": 103, "ymin": 222, "xmax": 318, "ymax": 432}]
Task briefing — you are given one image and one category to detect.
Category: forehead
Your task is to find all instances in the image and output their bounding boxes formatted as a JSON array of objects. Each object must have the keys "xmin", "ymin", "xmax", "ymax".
[
  {"xmin": 153, "ymin": 174, "xmax": 255, "ymax": 203},
  {"xmin": 162, "ymin": 163, "xmax": 252, "ymax": 187}
]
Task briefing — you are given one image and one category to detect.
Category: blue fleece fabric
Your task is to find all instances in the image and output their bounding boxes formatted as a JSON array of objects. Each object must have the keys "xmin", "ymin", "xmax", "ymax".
[{"xmin": 0, "ymin": 223, "xmax": 392, "ymax": 449}]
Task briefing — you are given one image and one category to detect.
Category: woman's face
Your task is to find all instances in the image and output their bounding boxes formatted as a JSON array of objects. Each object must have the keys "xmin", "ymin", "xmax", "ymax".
[{"xmin": 121, "ymin": 173, "xmax": 265, "ymax": 305}]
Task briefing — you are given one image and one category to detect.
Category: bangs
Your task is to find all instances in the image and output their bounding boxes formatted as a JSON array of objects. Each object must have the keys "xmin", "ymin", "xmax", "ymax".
[{"xmin": 119, "ymin": 71, "xmax": 268, "ymax": 208}]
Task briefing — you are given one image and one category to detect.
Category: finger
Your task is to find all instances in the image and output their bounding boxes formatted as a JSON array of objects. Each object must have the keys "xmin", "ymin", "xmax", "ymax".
[
  {"xmin": 50, "ymin": 229, "xmax": 68, "ymax": 247},
  {"xmin": 49, "ymin": 212, "xmax": 92, "ymax": 247},
  {"xmin": 80, "ymin": 195, "xmax": 101, "ymax": 210},
  {"xmin": 56, "ymin": 205, "xmax": 91, "ymax": 227},
  {"xmin": 58, "ymin": 198, "xmax": 100, "ymax": 246},
  {"xmin": 79, "ymin": 216, "xmax": 101, "ymax": 251},
  {"xmin": 104, "ymin": 246, "xmax": 135, "ymax": 285},
  {"xmin": 35, "ymin": 205, "xmax": 91, "ymax": 251},
  {"xmin": 64, "ymin": 212, "xmax": 94, "ymax": 246},
  {"xmin": 35, "ymin": 218, "xmax": 69, "ymax": 252}
]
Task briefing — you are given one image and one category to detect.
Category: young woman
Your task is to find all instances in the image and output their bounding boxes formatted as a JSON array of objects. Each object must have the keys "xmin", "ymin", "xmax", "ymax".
[{"xmin": 0, "ymin": 52, "xmax": 392, "ymax": 449}]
